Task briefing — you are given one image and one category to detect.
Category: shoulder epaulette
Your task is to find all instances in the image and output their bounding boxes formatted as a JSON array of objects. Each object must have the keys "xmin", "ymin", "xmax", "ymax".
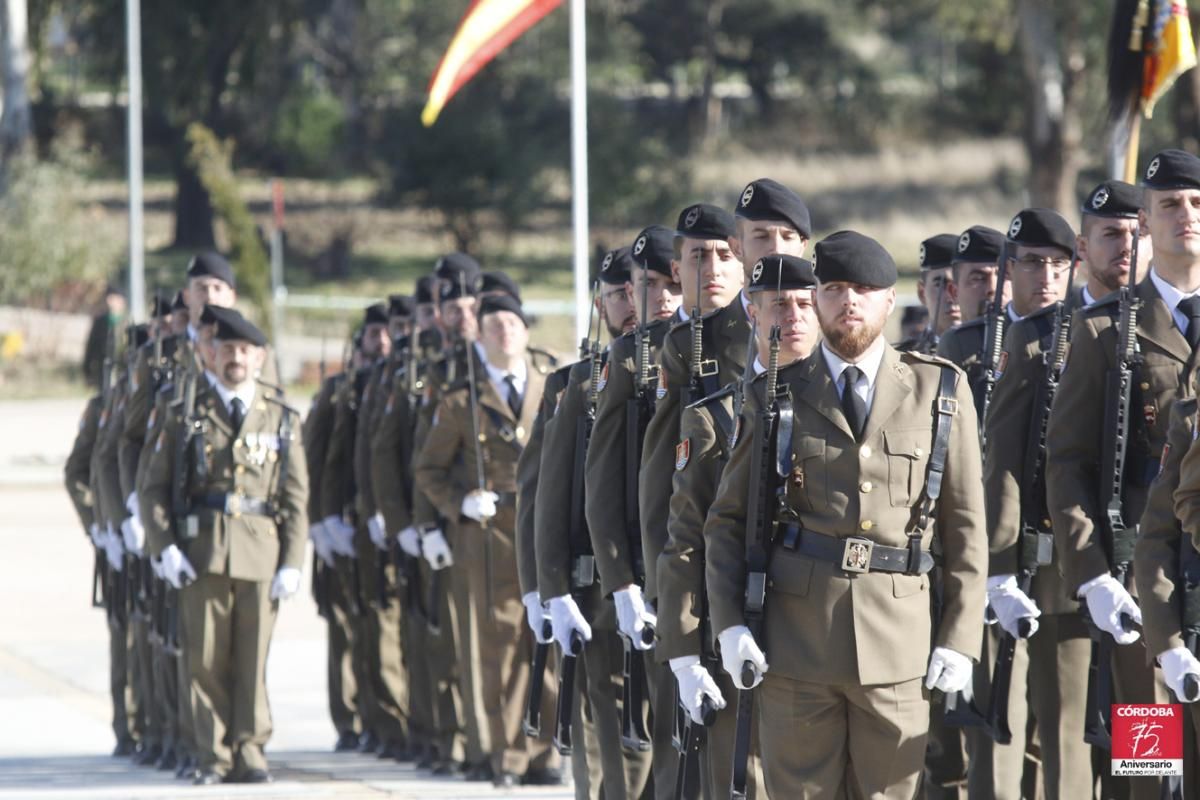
[
  {"xmin": 255, "ymin": 377, "xmax": 285, "ymax": 397},
  {"xmin": 685, "ymin": 381, "xmax": 737, "ymax": 410},
  {"xmin": 900, "ymin": 350, "xmax": 961, "ymax": 372},
  {"xmin": 528, "ymin": 346, "xmax": 559, "ymax": 373},
  {"xmin": 263, "ymin": 393, "xmax": 301, "ymax": 417}
]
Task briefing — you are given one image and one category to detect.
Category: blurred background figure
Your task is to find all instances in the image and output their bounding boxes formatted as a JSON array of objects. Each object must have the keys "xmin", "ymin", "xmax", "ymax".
[
  {"xmin": 82, "ymin": 283, "xmax": 127, "ymax": 390},
  {"xmin": 899, "ymin": 304, "xmax": 929, "ymax": 344}
]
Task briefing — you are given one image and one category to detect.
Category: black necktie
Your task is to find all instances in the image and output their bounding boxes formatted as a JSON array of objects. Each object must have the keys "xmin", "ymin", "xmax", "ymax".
[
  {"xmin": 230, "ymin": 397, "xmax": 246, "ymax": 431},
  {"xmin": 840, "ymin": 366, "xmax": 867, "ymax": 440},
  {"xmin": 1180, "ymin": 296, "xmax": 1200, "ymax": 350},
  {"xmin": 503, "ymin": 374, "xmax": 522, "ymax": 419}
]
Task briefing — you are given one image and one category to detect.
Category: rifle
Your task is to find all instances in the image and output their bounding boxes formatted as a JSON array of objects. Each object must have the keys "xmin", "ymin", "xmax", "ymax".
[
  {"xmin": 552, "ymin": 282, "xmax": 603, "ymax": 754},
  {"xmin": 730, "ymin": 314, "xmax": 787, "ymax": 800},
  {"xmin": 620, "ymin": 264, "xmax": 655, "ymax": 752},
  {"xmin": 986, "ymin": 250, "xmax": 1078, "ymax": 743},
  {"xmin": 1084, "ymin": 224, "xmax": 1144, "ymax": 751},
  {"xmin": 979, "ymin": 241, "xmax": 1011, "ymax": 450},
  {"xmin": 523, "ymin": 619, "xmax": 553, "ymax": 737},
  {"xmin": 675, "ymin": 697, "xmax": 716, "ymax": 800}
]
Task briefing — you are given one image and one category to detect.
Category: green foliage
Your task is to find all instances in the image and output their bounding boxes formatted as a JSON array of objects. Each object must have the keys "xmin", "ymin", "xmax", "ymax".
[
  {"xmin": 185, "ymin": 123, "xmax": 272, "ymax": 332},
  {"xmin": 0, "ymin": 140, "xmax": 123, "ymax": 306},
  {"xmin": 270, "ymin": 79, "xmax": 346, "ymax": 176}
]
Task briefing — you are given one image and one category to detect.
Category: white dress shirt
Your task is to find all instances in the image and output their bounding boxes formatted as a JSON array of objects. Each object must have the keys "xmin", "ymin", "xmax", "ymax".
[
  {"xmin": 484, "ymin": 357, "xmax": 527, "ymax": 413},
  {"xmin": 1149, "ymin": 266, "xmax": 1200, "ymax": 334},
  {"xmin": 211, "ymin": 378, "xmax": 256, "ymax": 421},
  {"xmin": 821, "ymin": 338, "xmax": 887, "ymax": 414},
  {"xmin": 1081, "ymin": 286, "xmax": 1097, "ymax": 307}
]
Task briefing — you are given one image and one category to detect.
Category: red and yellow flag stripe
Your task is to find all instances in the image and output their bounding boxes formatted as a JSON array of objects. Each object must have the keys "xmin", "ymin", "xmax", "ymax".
[{"xmin": 421, "ymin": 0, "xmax": 563, "ymax": 127}]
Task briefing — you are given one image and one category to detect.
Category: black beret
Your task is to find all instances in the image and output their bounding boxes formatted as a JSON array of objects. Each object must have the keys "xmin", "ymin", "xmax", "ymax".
[
  {"xmin": 747, "ymin": 254, "xmax": 817, "ymax": 293},
  {"xmin": 415, "ymin": 275, "xmax": 437, "ymax": 305},
  {"xmin": 171, "ymin": 290, "xmax": 187, "ymax": 311},
  {"xmin": 435, "ymin": 252, "xmax": 482, "ymax": 283},
  {"xmin": 1144, "ymin": 149, "xmax": 1200, "ymax": 191},
  {"xmin": 675, "ymin": 203, "xmax": 736, "ymax": 240},
  {"xmin": 128, "ymin": 323, "xmax": 150, "ymax": 349},
  {"xmin": 362, "ymin": 303, "xmax": 388, "ymax": 327},
  {"xmin": 631, "ymin": 225, "xmax": 675, "ymax": 277},
  {"xmin": 598, "ymin": 246, "xmax": 634, "ymax": 286},
  {"xmin": 1007, "ymin": 208, "xmax": 1075, "ymax": 254},
  {"xmin": 388, "ymin": 294, "xmax": 416, "ymax": 317},
  {"xmin": 1082, "ymin": 180, "xmax": 1141, "ymax": 218},
  {"xmin": 105, "ymin": 282, "xmax": 126, "ymax": 298},
  {"xmin": 813, "ymin": 231, "xmax": 897, "ymax": 289},
  {"xmin": 953, "ymin": 225, "xmax": 1005, "ymax": 264},
  {"xmin": 479, "ymin": 270, "xmax": 522, "ymax": 301},
  {"xmin": 477, "ymin": 293, "xmax": 528, "ymax": 327},
  {"xmin": 734, "ymin": 178, "xmax": 813, "ymax": 239},
  {"xmin": 206, "ymin": 306, "xmax": 267, "ymax": 347},
  {"xmin": 150, "ymin": 294, "xmax": 173, "ymax": 318},
  {"xmin": 186, "ymin": 251, "xmax": 235, "ymax": 290},
  {"xmin": 439, "ymin": 277, "xmax": 477, "ymax": 302},
  {"xmin": 919, "ymin": 234, "xmax": 958, "ymax": 270}
]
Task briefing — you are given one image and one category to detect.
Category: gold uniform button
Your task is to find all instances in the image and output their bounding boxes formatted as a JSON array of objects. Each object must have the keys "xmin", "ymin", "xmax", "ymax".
[
  {"xmin": 860, "ymin": 445, "xmax": 872, "ymax": 458},
  {"xmin": 860, "ymin": 520, "xmax": 873, "ymax": 532},
  {"xmin": 1141, "ymin": 382, "xmax": 1151, "ymax": 391},
  {"xmin": 236, "ymin": 465, "xmax": 245, "ymax": 475},
  {"xmin": 914, "ymin": 447, "xmax": 924, "ymax": 458},
  {"xmin": 860, "ymin": 481, "xmax": 873, "ymax": 493}
]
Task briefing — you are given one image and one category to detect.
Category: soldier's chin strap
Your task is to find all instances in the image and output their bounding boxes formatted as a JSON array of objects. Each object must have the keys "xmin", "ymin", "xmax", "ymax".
[{"xmin": 910, "ymin": 366, "xmax": 959, "ymax": 573}]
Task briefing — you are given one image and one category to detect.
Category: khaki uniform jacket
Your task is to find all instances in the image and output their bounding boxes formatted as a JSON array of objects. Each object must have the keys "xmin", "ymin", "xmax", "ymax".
[
  {"xmin": 143, "ymin": 380, "xmax": 309, "ymax": 581},
  {"xmin": 983, "ymin": 303, "xmax": 1074, "ymax": 614},
  {"xmin": 93, "ymin": 377, "xmax": 130, "ymax": 531},
  {"xmin": 657, "ymin": 384, "xmax": 735, "ymax": 661},
  {"xmin": 413, "ymin": 358, "xmax": 547, "ymax": 525},
  {"xmin": 534, "ymin": 357, "xmax": 597, "ymax": 600},
  {"xmin": 370, "ymin": 361, "xmax": 420, "ymax": 537},
  {"xmin": 937, "ymin": 317, "xmax": 990, "ymax": 416},
  {"xmin": 410, "ymin": 341, "xmax": 476, "ymax": 528},
  {"xmin": 320, "ymin": 365, "xmax": 373, "ymax": 522},
  {"xmin": 705, "ymin": 346, "xmax": 987, "ymax": 685},
  {"xmin": 641, "ymin": 301, "xmax": 750, "ymax": 602},
  {"xmin": 65, "ymin": 395, "xmax": 102, "ymax": 532},
  {"xmin": 303, "ymin": 373, "xmax": 343, "ymax": 523},
  {"xmin": 120, "ymin": 335, "xmax": 193, "ymax": 499},
  {"xmin": 355, "ymin": 353, "xmax": 400, "ymax": 522},
  {"xmin": 1046, "ymin": 279, "xmax": 1197, "ymax": 596},
  {"xmin": 585, "ymin": 318, "xmax": 673, "ymax": 597},
  {"xmin": 516, "ymin": 362, "xmax": 573, "ymax": 596},
  {"xmin": 1134, "ymin": 398, "xmax": 1197, "ymax": 656}
]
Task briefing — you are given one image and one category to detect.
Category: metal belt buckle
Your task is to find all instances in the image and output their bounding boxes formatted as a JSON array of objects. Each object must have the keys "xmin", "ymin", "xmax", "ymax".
[
  {"xmin": 498, "ymin": 426, "xmax": 516, "ymax": 443},
  {"xmin": 937, "ymin": 396, "xmax": 958, "ymax": 416},
  {"xmin": 697, "ymin": 359, "xmax": 719, "ymax": 378},
  {"xmin": 841, "ymin": 538, "xmax": 874, "ymax": 573},
  {"xmin": 224, "ymin": 493, "xmax": 243, "ymax": 516}
]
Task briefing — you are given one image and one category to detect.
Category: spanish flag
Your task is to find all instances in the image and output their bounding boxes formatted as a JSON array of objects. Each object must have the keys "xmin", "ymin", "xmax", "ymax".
[
  {"xmin": 421, "ymin": 0, "xmax": 563, "ymax": 127},
  {"xmin": 1142, "ymin": 1, "xmax": 1197, "ymax": 118}
]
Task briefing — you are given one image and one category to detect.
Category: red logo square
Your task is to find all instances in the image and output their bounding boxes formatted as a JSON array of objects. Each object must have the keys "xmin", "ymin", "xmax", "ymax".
[{"xmin": 1111, "ymin": 704, "xmax": 1183, "ymax": 777}]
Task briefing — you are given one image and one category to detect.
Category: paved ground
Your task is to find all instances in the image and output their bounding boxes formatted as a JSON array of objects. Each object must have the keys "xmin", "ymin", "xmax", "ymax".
[{"xmin": 0, "ymin": 398, "xmax": 574, "ymax": 798}]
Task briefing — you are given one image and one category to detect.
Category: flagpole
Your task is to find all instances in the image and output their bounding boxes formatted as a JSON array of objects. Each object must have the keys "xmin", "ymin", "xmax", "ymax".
[
  {"xmin": 569, "ymin": 0, "xmax": 589, "ymax": 345},
  {"xmin": 125, "ymin": 0, "xmax": 145, "ymax": 322}
]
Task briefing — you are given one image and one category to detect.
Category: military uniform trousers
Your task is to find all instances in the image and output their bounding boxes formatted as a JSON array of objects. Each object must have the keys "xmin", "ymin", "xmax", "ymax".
[
  {"xmin": 1103, "ymin": 639, "xmax": 1170, "ymax": 800},
  {"xmin": 324, "ymin": 563, "xmax": 361, "ymax": 739},
  {"xmin": 180, "ymin": 573, "xmax": 277, "ymax": 777},
  {"xmin": 756, "ymin": 673, "xmax": 930, "ymax": 799},
  {"xmin": 357, "ymin": 538, "xmax": 410, "ymax": 747},
  {"xmin": 108, "ymin": 615, "xmax": 135, "ymax": 743},
  {"xmin": 418, "ymin": 555, "xmax": 465, "ymax": 764},
  {"xmin": 646, "ymin": 651, "xmax": 688, "ymax": 798},
  {"xmin": 447, "ymin": 518, "xmax": 490, "ymax": 766},
  {"xmin": 334, "ymin": 551, "xmax": 381, "ymax": 742},
  {"xmin": 176, "ymin": 595, "xmax": 197, "ymax": 760},
  {"xmin": 703, "ymin": 665, "xmax": 765, "ymax": 800},
  {"xmin": 966, "ymin": 626, "xmax": 1031, "ymax": 800},
  {"xmin": 132, "ymin": 615, "xmax": 161, "ymax": 748},
  {"xmin": 568, "ymin": 593, "xmax": 653, "ymax": 800},
  {"xmin": 451, "ymin": 507, "xmax": 559, "ymax": 776}
]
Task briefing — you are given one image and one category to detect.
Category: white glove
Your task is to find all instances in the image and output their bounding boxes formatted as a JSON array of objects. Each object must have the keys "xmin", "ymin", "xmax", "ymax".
[
  {"xmin": 461, "ymin": 490, "xmax": 500, "ymax": 522},
  {"xmin": 548, "ymin": 594, "xmax": 593, "ymax": 652},
  {"xmin": 1159, "ymin": 646, "xmax": 1200, "ymax": 702},
  {"xmin": 160, "ymin": 544, "xmax": 197, "ymax": 590},
  {"xmin": 367, "ymin": 513, "xmax": 389, "ymax": 550},
  {"xmin": 125, "ymin": 492, "xmax": 139, "ymax": 518},
  {"xmin": 1079, "ymin": 574, "xmax": 1142, "ymax": 645},
  {"xmin": 120, "ymin": 513, "xmax": 145, "ymax": 556},
  {"xmin": 523, "ymin": 592, "xmax": 552, "ymax": 643},
  {"xmin": 103, "ymin": 524, "xmax": 124, "ymax": 572},
  {"xmin": 718, "ymin": 626, "xmax": 768, "ymax": 689},
  {"xmin": 397, "ymin": 526, "xmax": 422, "ymax": 558},
  {"xmin": 88, "ymin": 523, "xmax": 104, "ymax": 548},
  {"xmin": 421, "ymin": 528, "xmax": 454, "ymax": 570},
  {"xmin": 670, "ymin": 656, "xmax": 727, "ymax": 724},
  {"xmin": 309, "ymin": 522, "xmax": 335, "ymax": 566},
  {"xmin": 614, "ymin": 585, "xmax": 657, "ymax": 650},
  {"xmin": 150, "ymin": 557, "xmax": 164, "ymax": 580},
  {"xmin": 270, "ymin": 566, "xmax": 302, "ymax": 600},
  {"xmin": 986, "ymin": 574, "xmax": 1041, "ymax": 638},
  {"xmin": 321, "ymin": 515, "xmax": 357, "ymax": 558},
  {"xmin": 925, "ymin": 647, "xmax": 973, "ymax": 693}
]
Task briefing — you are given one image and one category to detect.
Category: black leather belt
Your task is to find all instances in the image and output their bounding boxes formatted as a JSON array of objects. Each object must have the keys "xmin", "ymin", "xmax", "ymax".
[
  {"xmin": 196, "ymin": 493, "xmax": 275, "ymax": 517},
  {"xmin": 779, "ymin": 523, "xmax": 934, "ymax": 575}
]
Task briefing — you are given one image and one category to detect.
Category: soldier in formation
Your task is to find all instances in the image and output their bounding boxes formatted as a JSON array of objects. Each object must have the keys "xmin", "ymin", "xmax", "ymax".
[{"xmin": 70, "ymin": 148, "xmax": 1200, "ymax": 796}]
